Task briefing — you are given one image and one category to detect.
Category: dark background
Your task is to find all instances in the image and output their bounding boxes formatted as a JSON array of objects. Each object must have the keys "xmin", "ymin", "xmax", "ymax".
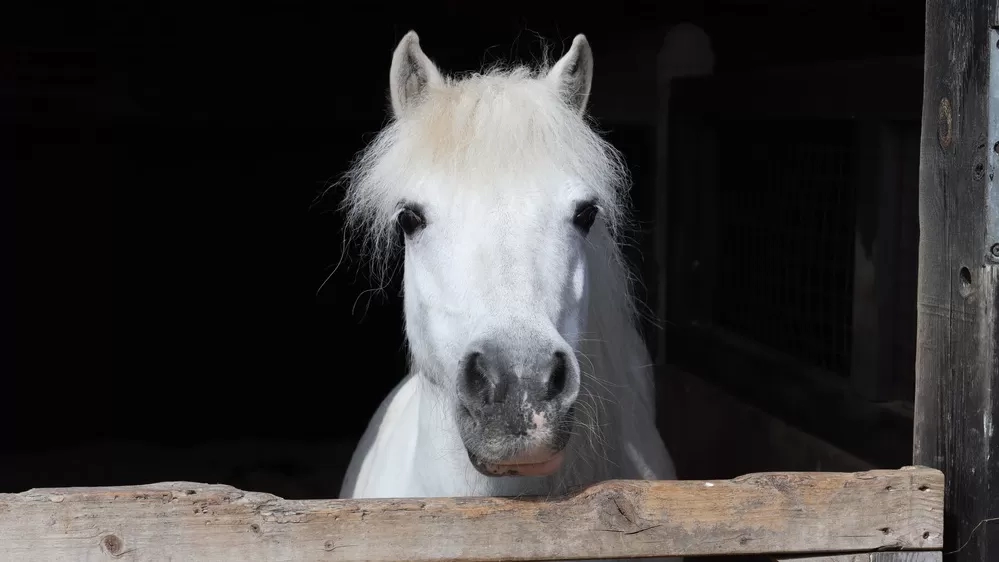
[{"xmin": 7, "ymin": 0, "xmax": 924, "ymax": 498}]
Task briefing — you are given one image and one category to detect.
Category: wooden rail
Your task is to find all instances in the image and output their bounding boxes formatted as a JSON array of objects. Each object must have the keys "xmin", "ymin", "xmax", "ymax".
[{"xmin": 0, "ymin": 467, "xmax": 943, "ymax": 561}]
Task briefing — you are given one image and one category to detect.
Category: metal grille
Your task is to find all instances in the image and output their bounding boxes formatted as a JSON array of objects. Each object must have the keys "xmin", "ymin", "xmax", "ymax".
[{"xmin": 712, "ymin": 120, "xmax": 856, "ymax": 376}]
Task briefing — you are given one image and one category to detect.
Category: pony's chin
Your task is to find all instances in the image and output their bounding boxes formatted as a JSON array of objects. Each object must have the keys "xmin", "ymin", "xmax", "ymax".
[{"xmin": 467, "ymin": 449, "xmax": 565, "ymax": 477}]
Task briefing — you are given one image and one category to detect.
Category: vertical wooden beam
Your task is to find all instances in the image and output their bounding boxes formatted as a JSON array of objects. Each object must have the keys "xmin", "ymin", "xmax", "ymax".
[{"xmin": 914, "ymin": 1, "xmax": 999, "ymax": 562}]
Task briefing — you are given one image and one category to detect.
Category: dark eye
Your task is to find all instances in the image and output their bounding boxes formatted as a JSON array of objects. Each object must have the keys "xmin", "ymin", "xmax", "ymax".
[
  {"xmin": 572, "ymin": 201, "xmax": 599, "ymax": 234},
  {"xmin": 397, "ymin": 205, "xmax": 426, "ymax": 236}
]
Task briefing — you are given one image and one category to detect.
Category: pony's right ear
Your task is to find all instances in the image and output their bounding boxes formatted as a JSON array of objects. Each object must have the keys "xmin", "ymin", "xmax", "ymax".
[{"xmin": 389, "ymin": 31, "xmax": 443, "ymax": 117}]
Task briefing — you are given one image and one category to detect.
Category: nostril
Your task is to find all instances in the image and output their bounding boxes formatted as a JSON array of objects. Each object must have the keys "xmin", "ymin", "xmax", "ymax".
[
  {"xmin": 463, "ymin": 351, "xmax": 488, "ymax": 397},
  {"xmin": 545, "ymin": 351, "xmax": 568, "ymax": 401},
  {"xmin": 463, "ymin": 352, "xmax": 506, "ymax": 404}
]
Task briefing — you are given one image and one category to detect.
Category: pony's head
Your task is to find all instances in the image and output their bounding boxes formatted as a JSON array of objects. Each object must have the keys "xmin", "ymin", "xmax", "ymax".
[{"xmin": 343, "ymin": 31, "xmax": 631, "ymax": 478}]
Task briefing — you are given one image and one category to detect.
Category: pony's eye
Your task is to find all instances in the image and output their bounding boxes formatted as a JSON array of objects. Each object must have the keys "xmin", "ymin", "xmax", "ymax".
[
  {"xmin": 397, "ymin": 205, "xmax": 426, "ymax": 236},
  {"xmin": 572, "ymin": 201, "xmax": 599, "ymax": 234}
]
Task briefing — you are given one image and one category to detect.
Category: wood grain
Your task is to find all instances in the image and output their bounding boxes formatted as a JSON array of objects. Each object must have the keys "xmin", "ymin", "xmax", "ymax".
[
  {"xmin": 913, "ymin": 2, "xmax": 999, "ymax": 562},
  {"xmin": 774, "ymin": 552, "xmax": 942, "ymax": 562},
  {"xmin": 0, "ymin": 468, "xmax": 942, "ymax": 561}
]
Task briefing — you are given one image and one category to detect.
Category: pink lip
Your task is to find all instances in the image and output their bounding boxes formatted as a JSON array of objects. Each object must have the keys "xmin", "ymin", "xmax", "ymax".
[{"xmin": 485, "ymin": 450, "xmax": 565, "ymax": 477}]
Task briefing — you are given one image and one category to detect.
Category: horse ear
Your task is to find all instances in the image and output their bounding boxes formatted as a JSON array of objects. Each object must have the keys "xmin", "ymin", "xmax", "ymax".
[
  {"xmin": 389, "ymin": 30, "xmax": 443, "ymax": 117},
  {"xmin": 546, "ymin": 34, "xmax": 594, "ymax": 113}
]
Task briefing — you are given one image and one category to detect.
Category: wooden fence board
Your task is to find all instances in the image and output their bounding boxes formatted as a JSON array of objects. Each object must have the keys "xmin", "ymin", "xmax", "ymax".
[
  {"xmin": 0, "ymin": 467, "xmax": 943, "ymax": 562},
  {"xmin": 773, "ymin": 553, "xmax": 942, "ymax": 562}
]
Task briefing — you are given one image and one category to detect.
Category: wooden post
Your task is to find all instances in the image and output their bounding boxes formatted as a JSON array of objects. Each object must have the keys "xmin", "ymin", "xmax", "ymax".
[{"xmin": 914, "ymin": 1, "xmax": 999, "ymax": 562}]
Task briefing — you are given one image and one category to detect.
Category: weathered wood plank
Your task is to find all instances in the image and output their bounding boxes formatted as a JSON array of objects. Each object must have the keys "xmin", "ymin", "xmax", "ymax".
[
  {"xmin": 773, "ymin": 552, "xmax": 942, "ymax": 562},
  {"xmin": 0, "ymin": 468, "xmax": 942, "ymax": 562},
  {"xmin": 913, "ymin": 2, "xmax": 999, "ymax": 562}
]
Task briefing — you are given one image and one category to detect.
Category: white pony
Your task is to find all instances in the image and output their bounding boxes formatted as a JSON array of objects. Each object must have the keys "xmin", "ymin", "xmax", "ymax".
[{"xmin": 339, "ymin": 30, "xmax": 676, "ymax": 559}]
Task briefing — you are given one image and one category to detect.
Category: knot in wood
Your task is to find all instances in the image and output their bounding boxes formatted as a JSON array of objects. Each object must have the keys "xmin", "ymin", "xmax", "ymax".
[
  {"xmin": 596, "ymin": 489, "xmax": 654, "ymax": 533},
  {"xmin": 937, "ymin": 97, "xmax": 953, "ymax": 150},
  {"xmin": 973, "ymin": 160, "xmax": 986, "ymax": 180},
  {"xmin": 101, "ymin": 534, "xmax": 123, "ymax": 557}
]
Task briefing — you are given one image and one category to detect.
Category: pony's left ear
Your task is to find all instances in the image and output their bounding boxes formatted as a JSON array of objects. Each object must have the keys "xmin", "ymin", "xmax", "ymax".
[
  {"xmin": 389, "ymin": 30, "xmax": 444, "ymax": 118},
  {"xmin": 546, "ymin": 34, "xmax": 594, "ymax": 113}
]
